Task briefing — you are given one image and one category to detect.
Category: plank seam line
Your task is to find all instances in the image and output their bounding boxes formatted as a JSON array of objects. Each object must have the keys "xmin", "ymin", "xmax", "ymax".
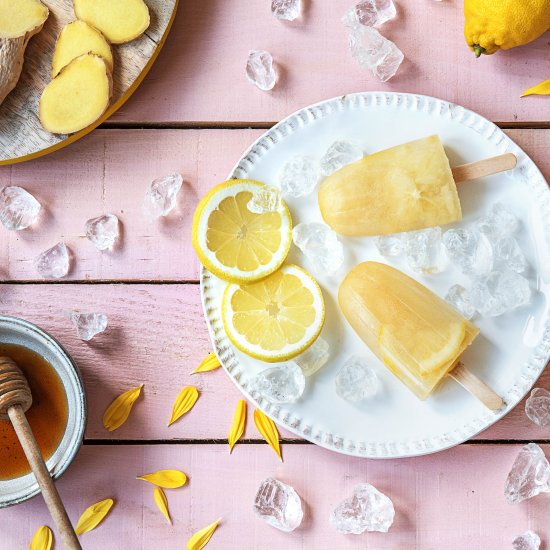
[
  {"xmin": 98, "ymin": 121, "xmax": 550, "ymax": 131},
  {"xmin": 0, "ymin": 279, "xmax": 200, "ymax": 285},
  {"xmin": 82, "ymin": 438, "xmax": 550, "ymax": 446}
]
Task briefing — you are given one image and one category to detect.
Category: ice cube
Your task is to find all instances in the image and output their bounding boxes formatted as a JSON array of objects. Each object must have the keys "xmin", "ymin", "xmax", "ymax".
[
  {"xmin": 84, "ymin": 214, "xmax": 119, "ymax": 250},
  {"xmin": 348, "ymin": 26, "xmax": 404, "ymax": 82},
  {"xmin": 246, "ymin": 50, "xmax": 277, "ymax": 91},
  {"xmin": 143, "ymin": 173, "xmax": 183, "ymax": 219},
  {"xmin": 525, "ymin": 388, "xmax": 550, "ymax": 427},
  {"xmin": 355, "ymin": 0, "xmax": 396, "ymax": 27},
  {"xmin": 292, "ymin": 222, "xmax": 344, "ymax": 276},
  {"xmin": 376, "ymin": 233, "xmax": 403, "ymax": 257},
  {"xmin": 330, "ymin": 483, "xmax": 395, "ymax": 534},
  {"xmin": 504, "ymin": 443, "xmax": 550, "ymax": 504},
  {"xmin": 279, "ymin": 156, "xmax": 320, "ymax": 198},
  {"xmin": 271, "ymin": 0, "xmax": 301, "ymax": 21},
  {"xmin": 0, "ymin": 186, "xmax": 41, "ymax": 230},
  {"xmin": 247, "ymin": 185, "xmax": 282, "ymax": 213},
  {"xmin": 445, "ymin": 284, "xmax": 476, "ymax": 320},
  {"xmin": 476, "ymin": 203, "xmax": 519, "ymax": 241},
  {"xmin": 404, "ymin": 227, "xmax": 443, "ymax": 274},
  {"xmin": 335, "ymin": 356, "xmax": 380, "ymax": 403},
  {"xmin": 253, "ymin": 478, "xmax": 303, "ymax": 532},
  {"xmin": 342, "ymin": 8, "xmax": 360, "ymax": 28},
  {"xmin": 493, "ymin": 237, "xmax": 527, "ymax": 273},
  {"xmin": 66, "ymin": 311, "xmax": 108, "ymax": 341},
  {"xmin": 442, "ymin": 228, "xmax": 492, "ymax": 275},
  {"xmin": 320, "ymin": 140, "xmax": 363, "ymax": 176},
  {"xmin": 249, "ymin": 364, "xmax": 305, "ymax": 403},
  {"xmin": 470, "ymin": 270, "xmax": 531, "ymax": 317},
  {"xmin": 35, "ymin": 243, "xmax": 70, "ymax": 279},
  {"xmin": 294, "ymin": 337, "xmax": 330, "ymax": 376},
  {"xmin": 512, "ymin": 530, "xmax": 541, "ymax": 550}
]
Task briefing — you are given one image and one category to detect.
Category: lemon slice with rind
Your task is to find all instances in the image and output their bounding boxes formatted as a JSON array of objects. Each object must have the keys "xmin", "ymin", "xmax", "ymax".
[
  {"xmin": 192, "ymin": 180, "xmax": 292, "ymax": 283},
  {"xmin": 222, "ymin": 264, "xmax": 325, "ymax": 362}
]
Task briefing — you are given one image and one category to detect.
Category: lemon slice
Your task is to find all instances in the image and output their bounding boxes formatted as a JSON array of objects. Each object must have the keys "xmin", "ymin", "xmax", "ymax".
[
  {"xmin": 192, "ymin": 180, "xmax": 292, "ymax": 283},
  {"xmin": 379, "ymin": 320, "xmax": 466, "ymax": 379},
  {"xmin": 222, "ymin": 264, "xmax": 325, "ymax": 362}
]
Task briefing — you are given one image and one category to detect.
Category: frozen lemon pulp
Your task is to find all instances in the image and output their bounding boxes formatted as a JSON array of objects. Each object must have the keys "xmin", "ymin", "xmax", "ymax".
[
  {"xmin": 222, "ymin": 264, "xmax": 325, "ymax": 362},
  {"xmin": 318, "ymin": 135, "xmax": 462, "ymax": 236},
  {"xmin": 192, "ymin": 180, "xmax": 292, "ymax": 283},
  {"xmin": 338, "ymin": 262, "xmax": 479, "ymax": 399}
]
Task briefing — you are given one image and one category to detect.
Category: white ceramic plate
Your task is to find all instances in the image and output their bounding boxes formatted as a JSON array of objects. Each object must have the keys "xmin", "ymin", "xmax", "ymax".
[{"xmin": 201, "ymin": 92, "xmax": 550, "ymax": 458}]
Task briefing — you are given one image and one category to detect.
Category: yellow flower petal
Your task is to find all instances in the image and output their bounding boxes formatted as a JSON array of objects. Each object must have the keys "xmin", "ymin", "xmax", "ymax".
[
  {"xmin": 168, "ymin": 386, "xmax": 199, "ymax": 426},
  {"xmin": 521, "ymin": 78, "xmax": 550, "ymax": 97},
  {"xmin": 102, "ymin": 385, "xmax": 143, "ymax": 432},
  {"xmin": 192, "ymin": 352, "xmax": 221, "ymax": 374},
  {"xmin": 228, "ymin": 400, "xmax": 246, "ymax": 453},
  {"xmin": 187, "ymin": 518, "xmax": 221, "ymax": 550},
  {"xmin": 137, "ymin": 469, "xmax": 188, "ymax": 489},
  {"xmin": 29, "ymin": 525, "xmax": 53, "ymax": 550},
  {"xmin": 153, "ymin": 487, "xmax": 172, "ymax": 525},
  {"xmin": 74, "ymin": 498, "xmax": 114, "ymax": 535},
  {"xmin": 253, "ymin": 409, "xmax": 282, "ymax": 461}
]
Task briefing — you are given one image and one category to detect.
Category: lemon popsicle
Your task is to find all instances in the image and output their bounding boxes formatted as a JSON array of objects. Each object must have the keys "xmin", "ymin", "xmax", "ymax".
[
  {"xmin": 338, "ymin": 261, "xmax": 481, "ymax": 400},
  {"xmin": 318, "ymin": 135, "xmax": 516, "ymax": 236}
]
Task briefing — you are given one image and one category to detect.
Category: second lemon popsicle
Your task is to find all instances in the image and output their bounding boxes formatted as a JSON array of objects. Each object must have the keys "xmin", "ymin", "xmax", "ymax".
[
  {"xmin": 338, "ymin": 261, "xmax": 503, "ymax": 409},
  {"xmin": 319, "ymin": 135, "xmax": 516, "ymax": 236}
]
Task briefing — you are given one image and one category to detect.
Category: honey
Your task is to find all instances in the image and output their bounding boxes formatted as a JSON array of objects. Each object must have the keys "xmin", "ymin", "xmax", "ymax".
[{"xmin": 0, "ymin": 343, "xmax": 68, "ymax": 480}]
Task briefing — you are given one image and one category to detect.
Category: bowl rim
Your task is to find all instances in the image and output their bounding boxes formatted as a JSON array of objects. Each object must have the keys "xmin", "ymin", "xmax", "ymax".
[{"xmin": 0, "ymin": 315, "xmax": 87, "ymax": 508}]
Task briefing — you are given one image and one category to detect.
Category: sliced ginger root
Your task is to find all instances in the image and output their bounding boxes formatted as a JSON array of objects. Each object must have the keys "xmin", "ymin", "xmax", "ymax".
[
  {"xmin": 74, "ymin": 0, "xmax": 150, "ymax": 44},
  {"xmin": 0, "ymin": 0, "xmax": 48, "ymax": 105},
  {"xmin": 0, "ymin": 0, "xmax": 48, "ymax": 39},
  {"xmin": 52, "ymin": 20, "xmax": 113, "ymax": 78},
  {"xmin": 39, "ymin": 54, "xmax": 112, "ymax": 134}
]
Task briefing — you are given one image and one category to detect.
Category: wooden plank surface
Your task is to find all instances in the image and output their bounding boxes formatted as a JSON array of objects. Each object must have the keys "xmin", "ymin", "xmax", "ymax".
[
  {"xmin": 2, "ymin": 443, "xmax": 549, "ymax": 549},
  {"xmin": 0, "ymin": 283, "xmax": 547, "ymax": 443},
  {"xmin": 110, "ymin": 0, "xmax": 550, "ymax": 125},
  {"xmin": 0, "ymin": 128, "xmax": 548, "ymax": 282}
]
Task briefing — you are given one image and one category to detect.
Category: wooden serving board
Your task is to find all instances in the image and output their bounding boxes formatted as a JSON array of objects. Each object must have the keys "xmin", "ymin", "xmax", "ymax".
[{"xmin": 0, "ymin": 0, "xmax": 178, "ymax": 165}]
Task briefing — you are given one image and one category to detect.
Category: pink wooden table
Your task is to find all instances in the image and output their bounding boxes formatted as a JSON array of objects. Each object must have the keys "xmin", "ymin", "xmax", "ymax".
[{"xmin": 1, "ymin": 1, "xmax": 550, "ymax": 548}]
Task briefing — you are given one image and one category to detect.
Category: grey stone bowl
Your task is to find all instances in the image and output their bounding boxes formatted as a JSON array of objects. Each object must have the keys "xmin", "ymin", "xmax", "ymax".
[{"xmin": 0, "ymin": 316, "xmax": 86, "ymax": 508}]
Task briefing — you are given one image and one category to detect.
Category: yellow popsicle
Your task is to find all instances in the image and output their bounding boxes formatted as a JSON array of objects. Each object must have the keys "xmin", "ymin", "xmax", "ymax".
[
  {"xmin": 338, "ymin": 262, "xmax": 479, "ymax": 399},
  {"xmin": 318, "ymin": 135, "xmax": 462, "ymax": 236}
]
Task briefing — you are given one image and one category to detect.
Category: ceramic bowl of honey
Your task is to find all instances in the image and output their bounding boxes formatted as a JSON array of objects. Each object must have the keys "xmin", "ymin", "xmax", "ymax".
[{"xmin": 0, "ymin": 316, "xmax": 86, "ymax": 507}]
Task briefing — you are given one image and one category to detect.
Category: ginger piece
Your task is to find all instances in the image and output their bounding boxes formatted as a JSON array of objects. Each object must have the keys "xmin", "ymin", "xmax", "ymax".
[
  {"xmin": 0, "ymin": 0, "xmax": 49, "ymax": 105},
  {"xmin": 52, "ymin": 20, "xmax": 113, "ymax": 78},
  {"xmin": 74, "ymin": 0, "xmax": 150, "ymax": 44},
  {"xmin": 39, "ymin": 53, "xmax": 112, "ymax": 134}
]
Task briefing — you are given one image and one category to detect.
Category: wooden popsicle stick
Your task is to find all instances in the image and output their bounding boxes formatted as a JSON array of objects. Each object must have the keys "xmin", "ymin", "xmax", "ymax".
[
  {"xmin": 7, "ymin": 405, "xmax": 82, "ymax": 550},
  {"xmin": 452, "ymin": 153, "xmax": 517, "ymax": 183},
  {"xmin": 448, "ymin": 362, "xmax": 504, "ymax": 411}
]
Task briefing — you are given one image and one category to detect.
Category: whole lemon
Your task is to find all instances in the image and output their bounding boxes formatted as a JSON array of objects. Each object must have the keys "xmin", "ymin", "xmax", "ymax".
[{"xmin": 464, "ymin": 0, "xmax": 550, "ymax": 57}]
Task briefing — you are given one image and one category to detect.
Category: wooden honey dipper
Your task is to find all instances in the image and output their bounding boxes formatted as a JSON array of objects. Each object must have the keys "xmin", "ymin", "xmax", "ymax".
[{"xmin": 0, "ymin": 357, "xmax": 82, "ymax": 549}]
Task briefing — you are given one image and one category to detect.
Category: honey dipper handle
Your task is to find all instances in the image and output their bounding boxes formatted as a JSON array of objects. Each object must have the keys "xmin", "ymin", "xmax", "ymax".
[
  {"xmin": 448, "ymin": 362, "xmax": 504, "ymax": 411},
  {"xmin": 452, "ymin": 153, "xmax": 517, "ymax": 183},
  {"xmin": 7, "ymin": 406, "xmax": 82, "ymax": 550}
]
